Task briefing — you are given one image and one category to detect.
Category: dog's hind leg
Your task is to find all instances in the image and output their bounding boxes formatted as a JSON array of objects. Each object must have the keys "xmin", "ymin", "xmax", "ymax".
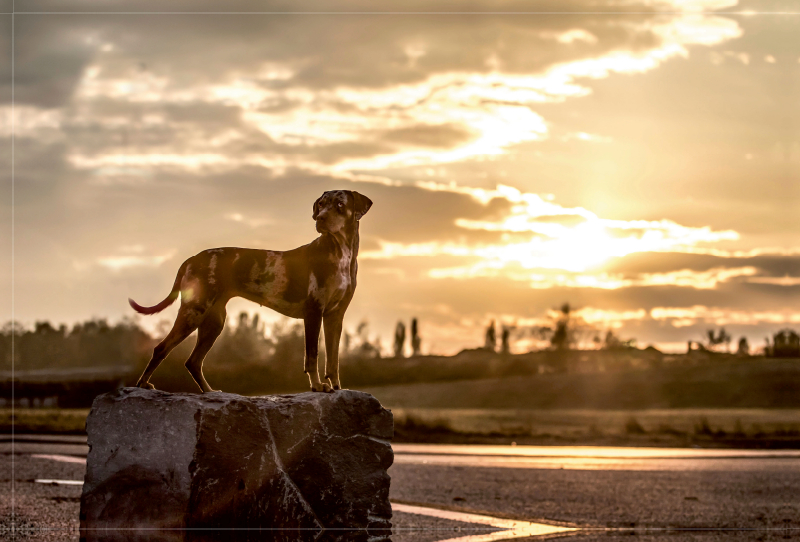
[
  {"xmin": 184, "ymin": 303, "xmax": 226, "ymax": 393},
  {"xmin": 303, "ymin": 307, "xmax": 328, "ymax": 392},
  {"xmin": 323, "ymin": 313, "xmax": 344, "ymax": 391},
  {"xmin": 136, "ymin": 309, "xmax": 198, "ymax": 390}
]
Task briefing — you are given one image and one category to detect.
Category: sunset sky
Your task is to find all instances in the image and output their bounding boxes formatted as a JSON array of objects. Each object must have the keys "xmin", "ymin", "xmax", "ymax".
[{"xmin": 2, "ymin": 0, "xmax": 799, "ymax": 355}]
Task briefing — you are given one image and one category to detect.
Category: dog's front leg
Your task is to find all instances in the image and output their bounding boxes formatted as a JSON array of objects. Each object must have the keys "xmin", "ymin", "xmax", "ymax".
[
  {"xmin": 303, "ymin": 307, "xmax": 329, "ymax": 392},
  {"xmin": 323, "ymin": 313, "xmax": 344, "ymax": 391}
]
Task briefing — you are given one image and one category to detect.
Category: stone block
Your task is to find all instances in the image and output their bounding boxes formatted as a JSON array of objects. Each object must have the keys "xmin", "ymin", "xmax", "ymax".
[{"xmin": 80, "ymin": 388, "xmax": 393, "ymax": 540}]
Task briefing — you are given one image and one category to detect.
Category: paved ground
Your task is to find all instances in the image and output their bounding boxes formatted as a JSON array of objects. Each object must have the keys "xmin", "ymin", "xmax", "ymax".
[{"xmin": 2, "ymin": 436, "xmax": 800, "ymax": 541}]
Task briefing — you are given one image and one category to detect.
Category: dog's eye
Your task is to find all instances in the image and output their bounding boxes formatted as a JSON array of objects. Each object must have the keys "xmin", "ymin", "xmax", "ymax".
[{"xmin": 337, "ymin": 202, "xmax": 344, "ymax": 209}]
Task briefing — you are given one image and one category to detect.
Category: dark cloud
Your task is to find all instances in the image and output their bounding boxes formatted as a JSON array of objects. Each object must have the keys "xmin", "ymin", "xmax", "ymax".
[
  {"xmin": 7, "ymin": 3, "xmax": 664, "ymax": 106},
  {"xmin": 311, "ymin": 142, "xmax": 395, "ymax": 164},
  {"xmin": 0, "ymin": 16, "xmax": 10, "ymax": 104},
  {"xmin": 11, "ymin": 17, "xmax": 99, "ymax": 107},
  {"xmin": 602, "ymin": 251, "xmax": 800, "ymax": 278},
  {"xmin": 379, "ymin": 123, "xmax": 475, "ymax": 149},
  {"xmin": 340, "ymin": 181, "xmax": 518, "ymax": 244},
  {"xmin": 16, "ymin": 0, "xmax": 651, "ymax": 13}
]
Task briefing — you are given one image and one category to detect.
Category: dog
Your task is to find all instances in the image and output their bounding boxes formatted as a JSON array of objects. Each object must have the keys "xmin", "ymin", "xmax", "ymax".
[{"xmin": 129, "ymin": 190, "xmax": 372, "ymax": 393}]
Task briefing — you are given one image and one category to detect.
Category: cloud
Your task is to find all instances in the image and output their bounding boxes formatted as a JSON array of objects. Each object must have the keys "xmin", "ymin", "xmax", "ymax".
[
  {"xmin": 8, "ymin": 17, "xmax": 100, "ymax": 108},
  {"xmin": 650, "ymin": 305, "xmax": 800, "ymax": 327},
  {"xmin": 224, "ymin": 212, "xmax": 272, "ymax": 228},
  {"xmin": 426, "ymin": 265, "xmax": 757, "ymax": 290},
  {"xmin": 7, "ymin": 5, "xmax": 742, "ymax": 183},
  {"xmin": 571, "ymin": 307, "xmax": 648, "ymax": 328},
  {"xmin": 746, "ymin": 276, "xmax": 800, "ymax": 286},
  {"xmin": 362, "ymin": 183, "xmax": 741, "ymax": 276},
  {"xmin": 561, "ymin": 131, "xmax": 613, "ymax": 143},
  {"xmin": 94, "ymin": 250, "xmax": 175, "ymax": 272},
  {"xmin": 379, "ymin": 123, "xmax": 476, "ymax": 149}
]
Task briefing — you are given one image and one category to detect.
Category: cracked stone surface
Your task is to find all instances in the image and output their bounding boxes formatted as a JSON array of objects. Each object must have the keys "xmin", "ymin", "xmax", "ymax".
[{"xmin": 79, "ymin": 388, "xmax": 393, "ymax": 538}]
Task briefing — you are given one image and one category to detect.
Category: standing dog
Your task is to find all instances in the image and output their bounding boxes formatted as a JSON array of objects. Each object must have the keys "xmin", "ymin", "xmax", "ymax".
[{"xmin": 129, "ymin": 190, "xmax": 372, "ymax": 393}]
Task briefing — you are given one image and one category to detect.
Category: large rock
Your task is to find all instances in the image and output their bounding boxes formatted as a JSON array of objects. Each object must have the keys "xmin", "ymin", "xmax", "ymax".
[{"xmin": 80, "ymin": 388, "xmax": 393, "ymax": 540}]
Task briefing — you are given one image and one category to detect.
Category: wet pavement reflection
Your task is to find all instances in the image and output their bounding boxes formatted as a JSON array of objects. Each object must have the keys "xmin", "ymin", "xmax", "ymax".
[
  {"xmin": 72, "ymin": 526, "xmax": 800, "ymax": 542},
  {"xmin": 74, "ymin": 532, "xmax": 375, "ymax": 542},
  {"xmin": 6, "ymin": 438, "xmax": 800, "ymax": 542}
]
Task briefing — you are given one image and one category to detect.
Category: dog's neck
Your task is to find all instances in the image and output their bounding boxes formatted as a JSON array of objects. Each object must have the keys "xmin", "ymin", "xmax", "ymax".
[
  {"xmin": 321, "ymin": 220, "xmax": 359, "ymax": 262},
  {"xmin": 348, "ymin": 221, "xmax": 360, "ymax": 279}
]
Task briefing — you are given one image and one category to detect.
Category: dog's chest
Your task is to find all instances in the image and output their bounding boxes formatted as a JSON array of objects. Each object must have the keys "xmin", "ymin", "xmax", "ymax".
[{"xmin": 314, "ymin": 248, "xmax": 353, "ymax": 307}]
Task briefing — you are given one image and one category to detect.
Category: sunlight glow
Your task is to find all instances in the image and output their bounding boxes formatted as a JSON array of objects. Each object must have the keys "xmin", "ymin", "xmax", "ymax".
[{"xmin": 362, "ymin": 184, "xmax": 740, "ymax": 280}]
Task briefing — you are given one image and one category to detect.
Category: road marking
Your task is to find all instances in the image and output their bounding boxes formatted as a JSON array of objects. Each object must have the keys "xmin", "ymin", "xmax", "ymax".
[
  {"xmin": 31, "ymin": 454, "xmax": 87, "ymax": 464},
  {"xmin": 392, "ymin": 444, "xmax": 800, "ymax": 459},
  {"xmin": 393, "ymin": 451, "xmax": 800, "ymax": 471},
  {"xmin": 392, "ymin": 502, "xmax": 576, "ymax": 541},
  {"xmin": 35, "ymin": 479, "xmax": 84, "ymax": 486}
]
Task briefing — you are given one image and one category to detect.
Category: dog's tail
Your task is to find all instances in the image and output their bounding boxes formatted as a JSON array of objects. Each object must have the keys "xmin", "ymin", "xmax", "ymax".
[{"xmin": 129, "ymin": 261, "xmax": 187, "ymax": 315}]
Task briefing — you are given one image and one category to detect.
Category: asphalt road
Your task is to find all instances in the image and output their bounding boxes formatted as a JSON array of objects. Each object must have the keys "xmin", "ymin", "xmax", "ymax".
[
  {"xmin": 390, "ymin": 444, "xmax": 800, "ymax": 541},
  {"xmin": 2, "ymin": 436, "xmax": 800, "ymax": 541}
]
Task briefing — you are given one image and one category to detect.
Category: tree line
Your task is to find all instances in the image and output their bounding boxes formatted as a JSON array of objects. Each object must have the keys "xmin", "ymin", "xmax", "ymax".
[{"xmin": 1, "ymin": 313, "xmax": 385, "ymax": 375}]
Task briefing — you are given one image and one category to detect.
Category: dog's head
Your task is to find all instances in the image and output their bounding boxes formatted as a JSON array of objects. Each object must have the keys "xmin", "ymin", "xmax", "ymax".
[{"xmin": 313, "ymin": 190, "xmax": 372, "ymax": 235}]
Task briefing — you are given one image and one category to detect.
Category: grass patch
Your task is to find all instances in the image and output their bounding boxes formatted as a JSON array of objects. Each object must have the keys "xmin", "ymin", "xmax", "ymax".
[
  {"xmin": 0, "ymin": 408, "xmax": 89, "ymax": 434},
  {"xmin": 388, "ymin": 407, "xmax": 800, "ymax": 448}
]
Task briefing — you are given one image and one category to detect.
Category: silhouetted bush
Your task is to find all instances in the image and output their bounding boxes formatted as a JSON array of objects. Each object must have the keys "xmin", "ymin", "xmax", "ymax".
[{"xmin": 1, "ymin": 318, "xmax": 153, "ymax": 373}]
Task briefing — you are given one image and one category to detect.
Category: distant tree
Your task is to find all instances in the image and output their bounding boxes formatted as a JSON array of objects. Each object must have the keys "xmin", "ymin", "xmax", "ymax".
[
  {"xmin": 500, "ymin": 325, "xmax": 513, "ymax": 354},
  {"xmin": 342, "ymin": 320, "xmax": 382, "ymax": 360},
  {"xmin": 410, "ymin": 318, "xmax": 421, "ymax": 356},
  {"xmin": 771, "ymin": 329, "xmax": 800, "ymax": 358},
  {"xmin": 484, "ymin": 320, "xmax": 497, "ymax": 352},
  {"xmin": 706, "ymin": 327, "xmax": 732, "ymax": 352},
  {"xmin": 393, "ymin": 321, "xmax": 406, "ymax": 358},
  {"xmin": 550, "ymin": 303, "xmax": 571, "ymax": 350},
  {"xmin": 737, "ymin": 337, "xmax": 750, "ymax": 356},
  {"xmin": 602, "ymin": 330, "xmax": 637, "ymax": 350},
  {"xmin": 1, "ymin": 317, "xmax": 154, "ymax": 372},
  {"xmin": 211, "ymin": 311, "xmax": 274, "ymax": 365},
  {"xmin": 604, "ymin": 330, "xmax": 620, "ymax": 349},
  {"xmin": 258, "ymin": 319, "xmax": 304, "ymax": 380}
]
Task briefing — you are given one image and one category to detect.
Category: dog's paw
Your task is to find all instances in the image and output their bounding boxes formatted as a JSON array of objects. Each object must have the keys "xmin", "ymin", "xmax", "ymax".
[
  {"xmin": 311, "ymin": 383, "xmax": 333, "ymax": 393},
  {"xmin": 137, "ymin": 381, "xmax": 155, "ymax": 390},
  {"xmin": 325, "ymin": 375, "xmax": 341, "ymax": 391}
]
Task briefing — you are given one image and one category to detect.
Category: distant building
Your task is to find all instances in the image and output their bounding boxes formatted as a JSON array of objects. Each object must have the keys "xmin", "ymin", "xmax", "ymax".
[{"xmin": 770, "ymin": 329, "xmax": 800, "ymax": 358}]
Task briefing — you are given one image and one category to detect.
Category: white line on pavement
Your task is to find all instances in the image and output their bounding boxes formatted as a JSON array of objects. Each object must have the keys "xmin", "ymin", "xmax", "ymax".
[
  {"xmin": 35, "ymin": 479, "xmax": 84, "ymax": 486},
  {"xmin": 392, "ymin": 444, "xmax": 800, "ymax": 459},
  {"xmin": 392, "ymin": 502, "xmax": 576, "ymax": 542},
  {"xmin": 31, "ymin": 454, "xmax": 87, "ymax": 464}
]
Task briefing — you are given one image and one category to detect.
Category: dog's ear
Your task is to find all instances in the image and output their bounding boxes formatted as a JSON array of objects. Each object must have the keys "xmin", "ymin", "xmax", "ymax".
[
  {"xmin": 312, "ymin": 195, "xmax": 324, "ymax": 220},
  {"xmin": 351, "ymin": 192, "xmax": 372, "ymax": 221}
]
